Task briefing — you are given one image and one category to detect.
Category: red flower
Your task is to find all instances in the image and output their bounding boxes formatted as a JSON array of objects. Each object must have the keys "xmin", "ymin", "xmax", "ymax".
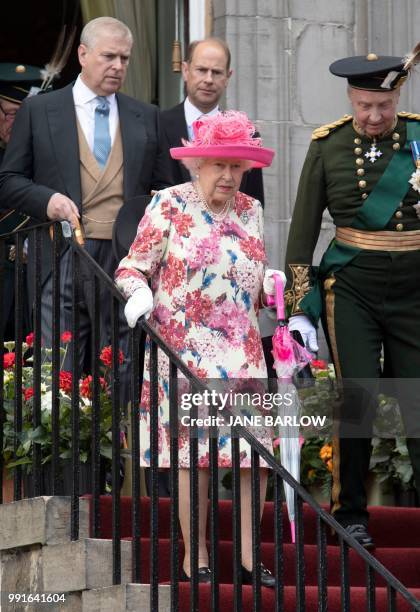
[
  {"xmin": 24, "ymin": 387, "xmax": 34, "ymax": 401},
  {"xmin": 173, "ymin": 212, "xmax": 194, "ymax": 237},
  {"xmin": 25, "ymin": 332, "xmax": 34, "ymax": 347},
  {"xmin": 80, "ymin": 375, "xmax": 93, "ymax": 399},
  {"xmin": 244, "ymin": 326, "xmax": 263, "ymax": 367},
  {"xmin": 186, "ymin": 289, "xmax": 213, "ymax": 325},
  {"xmin": 187, "ymin": 361, "xmax": 208, "ymax": 379},
  {"xmin": 311, "ymin": 359, "xmax": 327, "ymax": 370},
  {"xmin": 161, "ymin": 253, "xmax": 184, "ymax": 295},
  {"xmin": 240, "ymin": 236, "xmax": 267, "ymax": 263},
  {"xmin": 3, "ymin": 352, "xmax": 15, "ymax": 369},
  {"xmin": 234, "ymin": 192, "xmax": 253, "ymax": 217},
  {"xmin": 61, "ymin": 331, "xmax": 72, "ymax": 344},
  {"xmin": 131, "ymin": 221, "xmax": 164, "ymax": 255},
  {"xmin": 99, "ymin": 346, "xmax": 124, "ymax": 367},
  {"xmin": 80, "ymin": 374, "xmax": 109, "ymax": 399},
  {"xmin": 160, "ymin": 320, "xmax": 187, "ymax": 352},
  {"xmin": 59, "ymin": 371, "xmax": 72, "ymax": 395}
]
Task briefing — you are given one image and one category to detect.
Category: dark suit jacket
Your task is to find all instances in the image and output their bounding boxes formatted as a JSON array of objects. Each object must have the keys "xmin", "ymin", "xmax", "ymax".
[
  {"xmin": 160, "ymin": 102, "xmax": 265, "ymax": 206},
  {"xmin": 0, "ymin": 83, "xmax": 173, "ymax": 280}
]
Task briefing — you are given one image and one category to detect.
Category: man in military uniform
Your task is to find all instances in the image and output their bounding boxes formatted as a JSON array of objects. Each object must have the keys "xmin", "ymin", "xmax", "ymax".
[
  {"xmin": 0, "ymin": 63, "xmax": 43, "ymax": 339},
  {"xmin": 285, "ymin": 49, "xmax": 420, "ymax": 547}
]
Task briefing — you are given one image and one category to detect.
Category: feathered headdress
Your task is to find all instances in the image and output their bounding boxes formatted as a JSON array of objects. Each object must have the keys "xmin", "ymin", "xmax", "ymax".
[
  {"xmin": 40, "ymin": 25, "xmax": 77, "ymax": 91},
  {"xmin": 403, "ymin": 41, "xmax": 420, "ymax": 72}
]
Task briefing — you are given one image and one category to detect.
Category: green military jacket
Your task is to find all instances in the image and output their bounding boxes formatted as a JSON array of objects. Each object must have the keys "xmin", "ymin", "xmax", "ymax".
[{"xmin": 285, "ymin": 113, "xmax": 420, "ymax": 322}]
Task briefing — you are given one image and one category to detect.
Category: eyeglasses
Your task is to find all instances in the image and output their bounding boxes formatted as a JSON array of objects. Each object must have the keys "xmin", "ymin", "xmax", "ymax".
[{"xmin": 0, "ymin": 102, "xmax": 18, "ymax": 121}]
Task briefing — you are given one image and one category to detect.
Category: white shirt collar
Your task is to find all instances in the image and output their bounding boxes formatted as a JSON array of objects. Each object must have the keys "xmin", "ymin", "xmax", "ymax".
[
  {"xmin": 184, "ymin": 97, "xmax": 219, "ymax": 134},
  {"xmin": 73, "ymin": 74, "xmax": 116, "ymax": 106}
]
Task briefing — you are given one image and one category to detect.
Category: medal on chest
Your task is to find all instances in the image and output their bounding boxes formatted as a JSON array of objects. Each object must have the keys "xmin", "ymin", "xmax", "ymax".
[
  {"xmin": 365, "ymin": 141, "xmax": 382, "ymax": 163},
  {"xmin": 409, "ymin": 141, "xmax": 420, "ymax": 193}
]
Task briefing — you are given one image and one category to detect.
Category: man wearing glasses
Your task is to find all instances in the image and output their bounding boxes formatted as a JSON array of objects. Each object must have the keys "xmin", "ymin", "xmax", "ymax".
[{"xmin": 0, "ymin": 63, "xmax": 43, "ymax": 339}]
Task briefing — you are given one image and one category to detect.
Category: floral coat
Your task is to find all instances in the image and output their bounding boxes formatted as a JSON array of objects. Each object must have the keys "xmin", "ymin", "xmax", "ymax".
[{"xmin": 115, "ymin": 182, "xmax": 273, "ymax": 467}]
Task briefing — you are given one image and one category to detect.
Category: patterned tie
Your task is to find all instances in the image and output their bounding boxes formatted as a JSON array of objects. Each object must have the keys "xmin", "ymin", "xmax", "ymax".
[{"xmin": 93, "ymin": 96, "xmax": 111, "ymax": 168}]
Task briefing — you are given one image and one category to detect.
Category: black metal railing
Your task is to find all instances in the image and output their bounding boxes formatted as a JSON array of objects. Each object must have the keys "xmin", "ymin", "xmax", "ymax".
[{"xmin": 1, "ymin": 220, "xmax": 420, "ymax": 612}]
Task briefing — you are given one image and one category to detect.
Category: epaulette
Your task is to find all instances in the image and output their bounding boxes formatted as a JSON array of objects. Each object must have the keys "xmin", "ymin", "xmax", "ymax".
[
  {"xmin": 398, "ymin": 111, "xmax": 420, "ymax": 121},
  {"xmin": 311, "ymin": 114, "xmax": 353, "ymax": 140}
]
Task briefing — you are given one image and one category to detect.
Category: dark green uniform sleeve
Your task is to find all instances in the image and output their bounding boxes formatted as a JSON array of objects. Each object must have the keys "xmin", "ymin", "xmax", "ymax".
[
  {"xmin": 284, "ymin": 140, "xmax": 327, "ymax": 315},
  {"xmin": 286, "ymin": 140, "xmax": 327, "ymax": 269}
]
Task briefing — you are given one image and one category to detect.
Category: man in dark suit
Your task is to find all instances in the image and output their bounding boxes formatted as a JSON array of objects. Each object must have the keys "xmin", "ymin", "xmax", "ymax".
[
  {"xmin": 161, "ymin": 37, "xmax": 265, "ymax": 206},
  {"xmin": 0, "ymin": 63, "xmax": 45, "ymax": 339},
  {"xmin": 0, "ymin": 17, "xmax": 172, "ymax": 372}
]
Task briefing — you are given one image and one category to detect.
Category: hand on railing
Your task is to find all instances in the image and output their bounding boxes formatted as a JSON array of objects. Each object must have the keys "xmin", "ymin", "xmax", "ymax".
[{"xmin": 124, "ymin": 286, "xmax": 153, "ymax": 327}]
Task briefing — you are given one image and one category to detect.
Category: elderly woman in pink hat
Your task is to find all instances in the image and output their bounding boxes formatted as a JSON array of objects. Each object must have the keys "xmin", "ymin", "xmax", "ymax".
[{"xmin": 115, "ymin": 111, "xmax": 284, "ymax": 587}]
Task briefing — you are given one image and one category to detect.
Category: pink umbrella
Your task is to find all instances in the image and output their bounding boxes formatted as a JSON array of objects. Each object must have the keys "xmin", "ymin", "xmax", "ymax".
[{"xmin": 267, "ymin": 273, "xmax": 312, "ymax": 542}]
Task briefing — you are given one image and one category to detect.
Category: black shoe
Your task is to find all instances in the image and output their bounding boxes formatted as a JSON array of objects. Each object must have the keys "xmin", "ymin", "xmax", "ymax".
[
  {"xmin": 344, "ymin": 524, "xmax": 375, "ymax": 550},
  {"xmin": 241, "ymin": 563, "xmax": 275, "ymax": 588},
  {"xmin": 179, "ymin": 566, "xmax": 212, "ymax": 583}
]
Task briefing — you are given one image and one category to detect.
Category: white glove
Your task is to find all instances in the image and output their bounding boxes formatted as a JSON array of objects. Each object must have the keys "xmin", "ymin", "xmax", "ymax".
[
  {"xmin": 263, "ymin": 268, "xmax": 287, "ymax": 296},
  {"xmin": 288, "ymin": 315, "xmax": 319, "ymax": 353},
  {"xmin": 124, "ymin": 286, "xmax": 154, "ymax": 328}
]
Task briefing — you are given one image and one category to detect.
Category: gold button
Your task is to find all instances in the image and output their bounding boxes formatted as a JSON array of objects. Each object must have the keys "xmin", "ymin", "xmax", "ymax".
[
  {"xmin": 354, "ymin": 147, "xmax": 362, "ymax": 155},
  {"xmin": 354, "ymin": 138, "xmax": 362, "ymax": 145},
  {"xmin": 356, "ymin": 158, "xmax": 364, "ymax": 166},
  {"xmin": 358, "ymin": 180, "xmax": 367, "ymax": 189},
  {"xmin": 392, "ymin": 132, "xmax": 400, "ymax": 141},
  {"xmin": 396, "ymin": 223, "xmax": 404, "ymax": 231},
  {"xmin": 362, "ymin": 193, "xmax": 368, "ymax": 199},
  {"xmin": 357, "ymin": 168, "xmax": 365, "ymax": 176},
  {"xmin": 395, "ymin": 210, "xmax": 403, "ymax": 218},
  {"xmin": 15, "ymin": 64, "xmax": 26, "ymax": 73},
  {"xmin": 393, "ymin": 143, "xmax": 400, "ymax": 151},
  {"xmin": 367, "ymin": 53, "xmax": 378, "ymax": 61}
]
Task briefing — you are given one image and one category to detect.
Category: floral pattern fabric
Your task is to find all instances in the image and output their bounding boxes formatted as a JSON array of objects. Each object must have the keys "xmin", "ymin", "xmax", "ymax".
[{"xmin": 115, "ymin": 182, "xmax": 273, "ymax": 467}]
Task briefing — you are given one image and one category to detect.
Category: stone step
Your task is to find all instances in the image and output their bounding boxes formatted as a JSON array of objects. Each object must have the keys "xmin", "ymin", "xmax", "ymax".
[
  {"xmin": 0, "ymin": 496, "xmax": 89, "ymax": 550},
  {"xmin": 82, "ymin": 584, "xmax": 170, "ymax": 612},
  {"xmin": 43, "ymin": 539, "xmax": 132, "ymax": 593}
]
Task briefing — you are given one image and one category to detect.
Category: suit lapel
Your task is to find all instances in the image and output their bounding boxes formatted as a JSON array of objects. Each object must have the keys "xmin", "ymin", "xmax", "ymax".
[
  {"xmin": 117, "ymin": 93, "xmax": 146, "ymax": 199},
  {"xmin": 46, "ymin": 84, "xmax": 82, "ymax": 206},
  {"xmin": 163, "ymin": 103, "xmax": 190, "ymax": 183},
  {"xmin": 165, "ymin": 102, "xmax": 189, "ymax": 146}
]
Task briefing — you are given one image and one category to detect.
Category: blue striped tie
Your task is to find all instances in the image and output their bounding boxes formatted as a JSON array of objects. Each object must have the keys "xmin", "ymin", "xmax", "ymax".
[{"xmin": 93, "ymin": 96, "xmax": 111, "ymax": 168}]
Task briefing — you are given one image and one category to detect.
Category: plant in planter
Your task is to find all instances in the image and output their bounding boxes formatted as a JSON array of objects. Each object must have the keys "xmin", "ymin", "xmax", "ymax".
[
  {"xmin": 2, "ymin": 332, "xmax": 126, "ymax": 495},
  {"xmin": 370, "ymin": 436, "xmax": 418, "ymax": 505},
  {"xmin": 300, "ymin": 438, "xmax": 333, "ymax": 500},
  {"xmin": 369, "ymin": 391, "xmax": 419, "ymax": 506}
]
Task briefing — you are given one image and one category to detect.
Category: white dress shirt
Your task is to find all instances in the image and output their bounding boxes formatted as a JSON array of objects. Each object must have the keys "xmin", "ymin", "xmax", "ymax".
[
  {"xmin": 72, "ymin": 75, "xmax": 119, "ymax": 151},
  {"xmin": 184, "ymin": 97, "xmax": 220, "ymax": 140}
]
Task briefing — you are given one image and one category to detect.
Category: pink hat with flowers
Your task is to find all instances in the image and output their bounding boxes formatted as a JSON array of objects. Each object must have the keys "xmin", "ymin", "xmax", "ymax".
[{"xmin": 170, "ymin": 110, "xmax": 275, "ymax": 168}]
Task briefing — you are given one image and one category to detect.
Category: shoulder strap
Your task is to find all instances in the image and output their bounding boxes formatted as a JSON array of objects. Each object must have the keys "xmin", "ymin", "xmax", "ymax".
[{"xmin": 312, "ymin": 115, "xmax": 353, "ymax": 140}]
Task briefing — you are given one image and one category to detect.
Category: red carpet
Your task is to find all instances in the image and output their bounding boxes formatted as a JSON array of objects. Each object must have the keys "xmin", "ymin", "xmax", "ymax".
[{"xmin": 86, "ymin": 496, "xmax": 420, "ymax": 611}]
